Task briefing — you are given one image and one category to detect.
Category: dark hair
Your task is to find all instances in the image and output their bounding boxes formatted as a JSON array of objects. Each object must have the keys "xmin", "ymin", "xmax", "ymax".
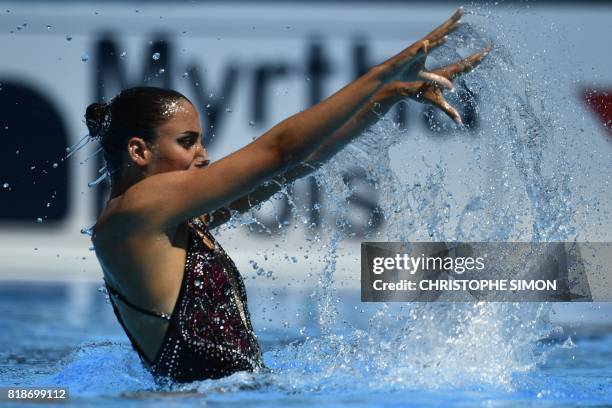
[{"xmin": 85, "ymin": 87, "xmax": 193, "ymax": 181}]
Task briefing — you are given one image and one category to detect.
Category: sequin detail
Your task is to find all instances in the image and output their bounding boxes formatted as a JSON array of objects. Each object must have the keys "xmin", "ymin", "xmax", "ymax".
[{"xmin": 108, "ymin": 218, "xmax": 263, "ymax": 383}]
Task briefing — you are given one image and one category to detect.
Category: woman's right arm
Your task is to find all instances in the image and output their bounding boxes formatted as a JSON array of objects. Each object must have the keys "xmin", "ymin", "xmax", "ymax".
[
  {"xmin": 125, "ymin": 9, "xmax": 464, "ymax": 230},
  {"xmin": 204, "ymin": 42, "xmax": 491, "ymax": 230}
]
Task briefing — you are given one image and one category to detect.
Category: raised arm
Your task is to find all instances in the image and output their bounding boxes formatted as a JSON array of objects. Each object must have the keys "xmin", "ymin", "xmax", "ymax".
[
  {"xmin": 124, "ymin": 9, "xmax": 469, "ymax": 230},
  {"xmin": 206, "ymin": 40, "xmax": 491, "ymax": 229}
]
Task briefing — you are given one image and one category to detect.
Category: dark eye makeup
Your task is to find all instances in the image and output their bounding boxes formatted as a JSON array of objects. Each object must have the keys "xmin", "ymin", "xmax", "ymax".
[
  {"xmin": 178, "ymin": 136, "xmax": 196, "ymax": 147},
  {"xmin": 177, "ymin": 131, "xmax": 201, "ymax": 148}
]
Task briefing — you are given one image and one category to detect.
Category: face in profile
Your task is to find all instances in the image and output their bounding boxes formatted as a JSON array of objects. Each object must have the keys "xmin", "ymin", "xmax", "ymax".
[{"xmin": 139, "ymin": 99, "xmax": 210, "ymax": 176}]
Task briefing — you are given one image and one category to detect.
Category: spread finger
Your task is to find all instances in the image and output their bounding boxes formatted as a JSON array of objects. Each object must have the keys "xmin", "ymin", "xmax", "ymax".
[
  {"xmin": 424, "ymin": 8, "xmax": 463, "ymax": 43},
  {"xmin": 431, "ymin": 45, "xmax": 492, "ymax": 80},
  {"xmin": 418, "ymin": 71, "xmax": 454, "ymax": 90}
]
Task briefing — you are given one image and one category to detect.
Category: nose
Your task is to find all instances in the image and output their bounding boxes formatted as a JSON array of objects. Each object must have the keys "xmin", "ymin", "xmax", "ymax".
[
  {"xmin": 195, "ymin": 141, "xmax": 208, "ymax": 159},
  {"xmin": 193, "ymin": 141, "xmax": 210, "ymax": 168}
]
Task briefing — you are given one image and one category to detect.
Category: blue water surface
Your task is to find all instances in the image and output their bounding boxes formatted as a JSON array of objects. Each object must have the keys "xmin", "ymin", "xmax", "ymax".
[{"xmin": 0, "ymin": 281, "xmax": 610, "ymax": 407}]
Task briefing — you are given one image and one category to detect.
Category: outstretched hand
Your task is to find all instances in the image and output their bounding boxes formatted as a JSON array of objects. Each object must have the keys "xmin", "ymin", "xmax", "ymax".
[{"xmin": 379, "ymin": 8, "xmax": 492, "ymax": 124}]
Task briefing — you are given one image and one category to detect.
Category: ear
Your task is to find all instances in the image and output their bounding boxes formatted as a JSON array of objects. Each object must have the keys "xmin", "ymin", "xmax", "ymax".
[{"xmin": 126, "ymin": 137, "xmax": 153, "ymax": 167}]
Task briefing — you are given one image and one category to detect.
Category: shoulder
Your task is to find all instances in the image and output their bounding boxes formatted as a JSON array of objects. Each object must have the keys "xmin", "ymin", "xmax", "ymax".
[{"xmin": 92, "ymin": 194, "xmax": 150, "ymax": 249}]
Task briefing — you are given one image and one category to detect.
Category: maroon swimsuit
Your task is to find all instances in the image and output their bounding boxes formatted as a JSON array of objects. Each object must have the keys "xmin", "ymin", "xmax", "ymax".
[{"xmin": 104, "ymin": 217, "xmax": 263, "ymax": 383}]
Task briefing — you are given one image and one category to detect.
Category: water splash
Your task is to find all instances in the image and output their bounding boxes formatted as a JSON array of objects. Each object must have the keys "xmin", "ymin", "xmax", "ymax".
[
  {"xmin": 80, "ymin": 225, "xmax": 94, "ymax": 236},
  {"xmin": 264, "ymin": 303, "xmax": 551, "ymax": 391},
  {"xmin": 50, "ymin": 342, "xmax": 156, "ymax": 396},
  {"xmin": 81, "ymin": 146, "xmax": 103, "ymax": 164},
  {"xmin": 87, "ymin": 163, "xmax": 111, "ymax": 188},
  {"xmin": 560, "ymin": 336, "xmax": 576, "ymax": 349},
  {"xmin": 238, "ymin": 5, "xmax": 593, "ymax": 395},
  {"xmin": 64, "ymin": 133, "xmax": 91, "ymax": 160}
]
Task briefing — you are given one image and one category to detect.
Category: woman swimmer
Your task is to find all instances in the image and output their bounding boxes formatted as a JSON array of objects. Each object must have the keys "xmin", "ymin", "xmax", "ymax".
[{"xmin": 89, "ymin": 9, "xmax": 490, "ymax": 383}]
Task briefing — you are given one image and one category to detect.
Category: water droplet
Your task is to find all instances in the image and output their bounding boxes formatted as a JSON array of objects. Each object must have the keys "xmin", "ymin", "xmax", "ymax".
[
  {"xmin": 88, "ymin": 171, "xmax": 108, "ymax": 187},
  {"xmin": 46, "ymin": 25, "xmax": 52, "ymax": 30},
  {"xmin": 182, "ymin": 72, "xmax": 189, "ymax": 78},
  {"xmin": 65, "ymin": 35, "xmax": 72, "ymax": 41},
  {"xmin": 158, "ymin": 68, "xmax": 165, "ymax": 74},
  {"xmin": 372, "ymin": 102, "xmax": 383, "ymax": 115},
  {"xmin": 46, "ymin": 202, "xmax": 50, "ymax": 208},
  {"xmin": 2, "ymin": 182, "xmax": 9, "ymax": 188},
  {"xmin": 30, "ymin": 166, "xmax": 35, "ymax": 170},
  {"xmin": 248, "ymin": 121, "xmax": 255, "ymax": 126},
  {"xmin": 80, "ymin": 226, "xmax": 93, "ymax": 236},
  {"xmin": 561, "ymin": 336, "xmax": 577, "ymax": 349},
  {"xmin": 119, "ymin": 51, "xmax": 127, "ymax": 58},
  {"xmin": 15, "ymin": 150, "xmax": 19, "ymax": 154},
  {"xmin": 52, "ymin": 162, "xmax": 58, "ymax": 168},
  {"xmin": 81, "ymin": 53, "xmax": 89, "ymax": 62},
  {"xmin": 36, "ymin": 217, "xmax": 43, "ymax": 223},
  {"xmin": 151, "ymin": 52, "xmax": 160, "ymax": 60}
]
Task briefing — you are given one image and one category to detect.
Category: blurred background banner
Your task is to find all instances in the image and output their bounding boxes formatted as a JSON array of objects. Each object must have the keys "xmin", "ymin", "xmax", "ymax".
[{"xmin": 1, "ymin": 2, "xmax": 611, "ymax": 283}]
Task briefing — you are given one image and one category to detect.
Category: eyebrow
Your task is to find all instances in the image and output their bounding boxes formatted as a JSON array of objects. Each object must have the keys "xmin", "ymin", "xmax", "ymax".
[{"xmin": 177, "ymin": 131, "xmax": 202, "ymax": 138}]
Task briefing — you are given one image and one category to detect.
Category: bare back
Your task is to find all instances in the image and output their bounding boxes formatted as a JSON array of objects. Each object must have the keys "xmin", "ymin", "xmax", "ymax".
[{"xmin": 92, "ymin": 195, "xmax": 215, "ymax": 363}]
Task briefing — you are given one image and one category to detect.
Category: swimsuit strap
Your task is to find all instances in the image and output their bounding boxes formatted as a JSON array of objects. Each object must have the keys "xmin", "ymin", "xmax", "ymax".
[
  {"xmin": 105, "ymin": 281, "xmax": 172, "ymax": 321},
  {"xmin": 189, "ymin": 216, "xmax": 212, "ymax": 237}
]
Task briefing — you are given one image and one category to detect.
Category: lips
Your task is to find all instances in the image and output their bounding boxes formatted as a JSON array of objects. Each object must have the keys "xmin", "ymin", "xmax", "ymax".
[{"xmin": 193, "ymin": 160, "xmax": 210, "ymax": 168}]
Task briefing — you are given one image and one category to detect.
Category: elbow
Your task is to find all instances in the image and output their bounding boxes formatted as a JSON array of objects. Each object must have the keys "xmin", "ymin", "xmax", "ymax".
[
  {"xmin": 274, "ymin": 136, "xmax": 295, "ymax": 166},
  {"xmin": 265, "ymin": 139, "xmax": 295, "ymax": 175},
  {"xmin": 270, "ymin": 127, "xmax": 304, "ymax": 169}
]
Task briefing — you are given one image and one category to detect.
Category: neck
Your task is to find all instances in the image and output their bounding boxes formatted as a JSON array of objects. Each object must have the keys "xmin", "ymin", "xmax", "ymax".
[
  {"xmin": 109, "ymin": 182, "xmax": 128, "ymax": 199},
  {"xmin": 109, "ymin": 169, "xmax": 144, "ymax": 199}
]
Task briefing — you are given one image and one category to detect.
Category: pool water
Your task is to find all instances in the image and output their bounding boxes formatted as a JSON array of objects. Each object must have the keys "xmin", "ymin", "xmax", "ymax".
[{"xmin": 1, "ymin": 281, "xmax": 611, "ymax": 407}]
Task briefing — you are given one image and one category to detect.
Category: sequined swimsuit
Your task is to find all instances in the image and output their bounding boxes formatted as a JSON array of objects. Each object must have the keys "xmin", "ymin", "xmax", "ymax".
[{"xmin": 104, "ymin": 217, "xmax": 263, "ymax": 383}]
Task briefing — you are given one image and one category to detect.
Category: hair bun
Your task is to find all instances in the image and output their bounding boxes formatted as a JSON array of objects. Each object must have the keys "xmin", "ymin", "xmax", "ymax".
[{"xmin": 85, "ymin": 102, "xmax": 110, "ymax": 139}]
